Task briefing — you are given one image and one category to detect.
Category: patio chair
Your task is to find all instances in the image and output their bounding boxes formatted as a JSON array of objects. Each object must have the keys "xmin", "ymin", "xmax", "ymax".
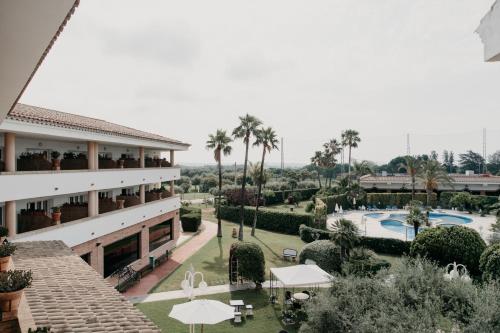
[
  {"xmin": 283, "ymin": 248, "xmax": 297, "ymax": 261},
  {"xmin": 245, "ymin": 304, "xmax": 254, "ymax": 316},
  {"xmin": 234, "ymin": 312, "xmax": 242, "ymax": 323}
]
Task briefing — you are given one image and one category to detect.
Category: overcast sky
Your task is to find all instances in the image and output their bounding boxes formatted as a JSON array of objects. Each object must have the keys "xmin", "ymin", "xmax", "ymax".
[{"xmin": 21, "ymin": 0, "xmax": 500, "ymax": 166}]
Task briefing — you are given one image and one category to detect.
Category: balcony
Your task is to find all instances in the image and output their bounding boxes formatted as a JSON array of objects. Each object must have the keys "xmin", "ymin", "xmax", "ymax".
[
  {"xmin": 0, "ymin": 167, "xmax": 180, "ymax": 202},
  {"xmin": 12, "ymin": 196, "xmax": 181, "ymax": 248}
]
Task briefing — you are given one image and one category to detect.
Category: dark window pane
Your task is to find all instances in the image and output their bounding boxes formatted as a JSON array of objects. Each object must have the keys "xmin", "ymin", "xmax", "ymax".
[
  {"xmin": 149, "ymin": 219, "xmax": 173, "ymax": 252},
  {"xmin": 103, "ymin": 233, "xmax": 139, "ymax": 277}
]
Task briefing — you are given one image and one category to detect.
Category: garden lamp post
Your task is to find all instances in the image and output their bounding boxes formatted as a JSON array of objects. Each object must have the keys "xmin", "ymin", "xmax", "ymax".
[
  {"xmin": 443, "ymin": 262, "xmax": 471, "ymax": 283},
  {"xmin": 181, "ymin": 264, "xmax": 208, "ymax": 300}
]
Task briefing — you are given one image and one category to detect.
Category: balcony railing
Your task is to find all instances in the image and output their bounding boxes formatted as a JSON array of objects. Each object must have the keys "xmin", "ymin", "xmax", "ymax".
[
  {"xmin": 60, "ymin": 203, "xmax": 89, "ymax": 223},
  {"xmin": 17, "ymin": 210, "xmax": 55, "ymax": 234}
]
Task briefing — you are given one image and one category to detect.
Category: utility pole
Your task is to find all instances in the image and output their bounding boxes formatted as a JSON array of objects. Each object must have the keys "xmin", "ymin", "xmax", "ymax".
[
  {"xmin": 234, "ymin": 162, "xmax": 237, "ymax": 185},
  {"xmin": 483, "ymin": 128, "xmax": 487, "ymax": 173},
  {"xmin": 280, "ymin": 137, "xmax": 284, "ymax": 174},
  {"xmin": 406, "ymin": 133, "xmax": 411, "ymax": 156}
]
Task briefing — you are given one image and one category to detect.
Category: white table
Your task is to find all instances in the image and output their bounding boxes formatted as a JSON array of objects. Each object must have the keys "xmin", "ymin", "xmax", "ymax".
[
  {"xmin": 230, "ymin": 300, "xmax": 244, "ymax": 311},
  {"xmin": 293, "ymin": 292, "xmax": 310, "ymax": 301}
]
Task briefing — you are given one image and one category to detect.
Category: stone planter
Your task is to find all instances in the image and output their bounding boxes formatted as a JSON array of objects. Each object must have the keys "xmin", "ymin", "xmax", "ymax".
[
  {"xmin": 51, "ymin": 158, "xmax": 61, "ymax": 171},
  {"xmin": 0, "ymin": 289, "xmax": 24, "ymax": 319},
  {"xmin": 52, "ymin": 212, "xmax": 62, "ymax": 224},
  {"xmin": 0, "ymin": 256, "xmax": 10, "ymax": 272},
  {"xmin": 116, "ymin": 199, "xmax": 125, "ymax": 209}
]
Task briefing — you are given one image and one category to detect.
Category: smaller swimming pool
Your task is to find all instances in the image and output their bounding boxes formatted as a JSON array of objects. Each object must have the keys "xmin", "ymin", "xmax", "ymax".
[
  {"xmin": 380, "ymin": 219, "xmax": 420, "ymax": 240},
  {"xmin": 364, "ymin": 213, "xmax": 384, "ymax": 219}
]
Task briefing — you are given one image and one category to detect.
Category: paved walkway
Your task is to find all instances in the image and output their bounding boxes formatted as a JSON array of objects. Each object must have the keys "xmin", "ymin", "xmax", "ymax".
[{"xmin": 123, "ymin": 220, "xmax": 218, "ymax": 297}]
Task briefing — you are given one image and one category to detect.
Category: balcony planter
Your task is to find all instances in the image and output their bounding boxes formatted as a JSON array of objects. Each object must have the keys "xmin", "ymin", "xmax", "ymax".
[
  {"xmin": 51, "ymin": 207, "xmax": 62, "ymax": 224},
  {"xmin": 0, "ymin": 227, "xmax": 8, "ymax": 244},
  {"xmin": 117, "ymin": 159, "xmax": 125, "ymax": 168},
  {"xmin": 0, "ymin": 270, "xmax": 33, "ymax": 321},
  {"xmin": 50, "ymin": 151, "xmax": 61, "ymax": 171},
  {"xmin": 116, "ymin": 199, "xmax": 125, "ymax": 209},
  {"xmin": 0, "ymin": 243, "xmax": 16, "ymax": 272},
  {"xmin": 17, "ymin": 152, "xmax": 52, "ymax": 171}
]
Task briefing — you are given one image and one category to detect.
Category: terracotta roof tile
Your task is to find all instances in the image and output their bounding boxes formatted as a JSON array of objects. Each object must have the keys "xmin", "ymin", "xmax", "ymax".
[
  {"xmin": 9, "ymin": 104, "xmax": 189, "ymax": 147},
  {"xmin": 13, "ymin": 241, "xmax": 160, "ymax": 333}
]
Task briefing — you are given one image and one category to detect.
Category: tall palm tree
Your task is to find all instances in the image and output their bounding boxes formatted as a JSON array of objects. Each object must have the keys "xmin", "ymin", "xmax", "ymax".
[
  {"xmin": 311, "ymin": 151, "xmax": 324, "ymax": 188},
  {"xmin": 417, "ymin": 159, "xmax": 453, "ymax": 207},
  {"xmin": 323, "ymin": 139, "xmax": 341, "ymax": 187},
  {"xmin": 251, "ymin": 127, "xmax": 279, "ymax": 236},
  {"xmin": 206, "ymin": 130, "xmax": 232, "ymax": 238},
  {"xmin": 232, "ymin": 114, "xmax": 262, "ymax": 240},
  {"xmin": 341, "ymin": 129, "xmax": 361, "ymax": 184},
  {"xmin": 398, "ymin": 156, "xmax": 421, "ymax": 200}
]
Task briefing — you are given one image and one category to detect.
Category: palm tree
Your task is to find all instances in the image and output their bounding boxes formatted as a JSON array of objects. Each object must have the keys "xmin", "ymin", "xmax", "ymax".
[
  {"xmin": 417, "ymin": 159, "xmax": 453, "ymax": 207},
  {"xmin": 331, "ymin": 218, "xmax": 359, "ymax": 259},
  {"xmin": 323, "ymin": 139, "xmax": 341, "ymax": 187},
  {"xmin": 251, "ymin": 127, "xmax": 279, "ymax": 236},
  {"xmin": 206, "ymin": 130, "xmax": 232, "ymax": 238},
  {"xmin": 398, "ymin": 156, "xmax": 421, "ymax": 200},
  {"xmin": 232, "ymin": 114, "xmax": 262, "ymax": 240},
  {"xmin": 311, "ymin": 151, "xmax": 324, "ymax": 188},
  {"xmin": 341, "ymin": 129, "xmax": 361, "ymax": 184},
  {"xmin": 352, "ymin": 160, "xmax": 374, "ymax": 180}
]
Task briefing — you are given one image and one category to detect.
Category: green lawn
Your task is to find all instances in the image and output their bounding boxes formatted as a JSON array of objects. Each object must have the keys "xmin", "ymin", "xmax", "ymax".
[
  {"xmin": 137, "ymin": 289, "xmax": 299, "ymax": 333},
  {"xmin": 181, "ymin": 192, "xmax": 214, "ymax": 200},
  {"xmin": 265, "ymin": 200, "xmax": 312, "ymax": 214},
  {"xmin": 152, "ymin": 220, "xmax": 306, "ymax": 293}
]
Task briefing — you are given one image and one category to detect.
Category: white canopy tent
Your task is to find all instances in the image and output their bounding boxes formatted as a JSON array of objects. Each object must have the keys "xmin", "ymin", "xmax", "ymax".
[{"xmin": 269, "ymin": 264, "xmax": 333, "ymax": 304}]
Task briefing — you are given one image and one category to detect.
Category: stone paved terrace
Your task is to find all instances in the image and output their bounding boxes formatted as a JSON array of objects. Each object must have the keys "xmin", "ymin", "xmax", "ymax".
[{"xmin": 12, "ymin": 241, "xmax": 160, "ymax": 333}]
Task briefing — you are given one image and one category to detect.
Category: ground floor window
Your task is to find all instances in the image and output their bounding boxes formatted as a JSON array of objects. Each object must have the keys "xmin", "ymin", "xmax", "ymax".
[
  {"xmin": 103, "ymin": 233, "xmax": 140, "ymax": 277},
  {"xmin": 149, "ymin": 219, "xmax": 173, "ymax": 252},
  {"xmin": 80, "ymin": 252, "xmax": 91, "ymax": 265}
]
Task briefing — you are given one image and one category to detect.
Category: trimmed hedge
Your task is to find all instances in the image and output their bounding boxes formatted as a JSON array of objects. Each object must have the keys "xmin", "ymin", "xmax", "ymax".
[
  {"xmin": 217, "ymin": 205, "xmax": 313, "ymax": 235},
  {"xmin": 299, "ymin": 224, "xmax": 411, "ymax": 255},
  {"xmin": 321, "ymin": 194, "xmax": 352, "ymax": 214},
  {"xmin": 479, "ymin": 243, "xmax": 500, "ymax": 280},
  {"xmin": 230, "ymin": 242, "xmax": 265, "ymax": 284},
  {"xmin": 180, "ymin": 205, "xmax": 201, "ymax": 216},
  {"xmin": 299, "ymin": 240, "xmax": 342, "ymax": 273},
  {"xmin": 366, "ymin": 193, "xmax": 437, "ymax": 208},
  {"xmin": 181, "ymin": 212, "xmax": 201, "ymax": 232},
  {"xmin": 264, "ymin": 188, "xmax": 320, "ymax": 205},
  {"xmin": 410, "ymin": 226, "xmax": 486, "ymax": 275},
  {"xmin": 439, "ymin": 191, "xmax": 498, "ymax": 210}
]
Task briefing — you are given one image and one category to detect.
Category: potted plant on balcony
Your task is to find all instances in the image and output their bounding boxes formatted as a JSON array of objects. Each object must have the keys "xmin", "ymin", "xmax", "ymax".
[
  {"xmin": 51, "ymin": 207, "xmax": 62, "ymax": 224},
  {"xmin": 0, "ymin": 270, "xmax": 33, "ymax": 320},
  {"xmin": 0, "ymin": 243, "xmax": 16, "ymax": 272},
  {"xmin": 0, "ymin": 226, "xmax": 8, "ymax": 243},
  {"xmin": 117, "ymin": 158, "xmax": 125, "ymax": 168},
  {"xmin": 51, "ymin": 151, "xmax": 61, "ymax": 170}
]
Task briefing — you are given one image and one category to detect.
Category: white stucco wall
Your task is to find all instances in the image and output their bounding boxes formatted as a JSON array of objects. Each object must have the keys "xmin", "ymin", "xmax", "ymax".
[{"xmin": 477, "ymin": 0, "xmax": 500, "ymax": 62}]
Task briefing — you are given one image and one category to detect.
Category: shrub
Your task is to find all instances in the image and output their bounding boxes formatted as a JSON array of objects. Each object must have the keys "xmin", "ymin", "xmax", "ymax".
[
  {"xmin": 440, "ymin": 191, "xmax": 498, "ymax": 210},
  {"xmin": 230, "ymin": 242, "xmax": 265, "ymax": 284},
  {"xmin": 410, "ymin": 226, "xmax": 486, "ymax": 275},
  {"xmin": 305, "ymin": 202, "xmax": 315, "ymax": 213},
  {"xmin": 0, "ymin": 226, "xmax": 8, "ymax": 238},
  {"xmin": 299, "ymin": 240, "xmax": 342, "ymax": 273},
  {"xmin": 299, "ymin": 224, "xmax": 411, "ymax": 255},
  {"xmin": 50, "ymin": 151, "xmax": 60, "ymax": 159},
  {"xmin": 313, "ymin": 199, "xmax": 327, "ymax": 229},
  {"xmin": 0, "ymin": 243, "xmax": 16, "ymax": 258},
  {"xmin": 450, "ymin": 192, "xmax": 475, "ymax": 212},
  {"xmin": 262, "ymin": 190, "xmax": 276, "ymax": 205},
  {"xmin": 341, "ymin": 247, "xmax": 391, "ymax": 277},
  {"xmin": 181, "ymin": 213, "xmax": 201, "ymax": 232},
  {"xmin": 480, "ymin": 243, "xmax": 500, "ymax": 280},
  {"xmin": 321, "ymin": 194, "xmax": 351, "ymax": 214},
  {"xmin": 366, "ymin": 192, "xmax": 437, "ymax": 208},
  {"xmin": 180, "ymin": 205, "xmax": 201, "ymax": 216},
  {"xmin": 0, "ymin": 270, "xmax": 33, "ymax": 292},
  {"xmin": 287, "ymin": 191, "xmax": 302, "ymax": 205},
  {"xmin": 217, "ymin": 205, "xmax": 313, "ymax": 235}
]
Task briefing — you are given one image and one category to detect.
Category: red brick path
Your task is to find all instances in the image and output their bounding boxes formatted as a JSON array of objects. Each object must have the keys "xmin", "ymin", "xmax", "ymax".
[{"xmin": 123, "ymin": 221, "xmax": 218, "ymax": 297}]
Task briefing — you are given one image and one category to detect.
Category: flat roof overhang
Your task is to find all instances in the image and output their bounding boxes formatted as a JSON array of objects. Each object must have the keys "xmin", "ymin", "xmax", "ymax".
[
  {"xmin": 477, "ymin": 0, "xmax": 500, "ymax": 62},
  {"xmin": 0, "ymin": 0, "xmax": 79, "ymax": 124}
]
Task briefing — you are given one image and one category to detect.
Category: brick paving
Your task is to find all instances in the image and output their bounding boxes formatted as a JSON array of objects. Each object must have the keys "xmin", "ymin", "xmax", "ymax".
[{"xmin": 123, "ymin": 220, "xmax": 218, "ymax": 297}]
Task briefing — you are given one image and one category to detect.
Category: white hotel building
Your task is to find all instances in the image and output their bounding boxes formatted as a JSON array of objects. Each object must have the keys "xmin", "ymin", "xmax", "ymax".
[{"xmin": 0, "ymin": 103, "xmax": 189, "ymax": 278}]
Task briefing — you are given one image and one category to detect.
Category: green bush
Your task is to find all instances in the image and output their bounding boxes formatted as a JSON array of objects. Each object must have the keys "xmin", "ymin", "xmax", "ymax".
[
  {"xmin": 366, "ymin": 192, "xmax": 437, "ymax": 208},
  {"xmin": 230, "ymin": 242, "xmax": 265, "ymax": 284},
  {"xmin": 299, "ymin": 224, "xmax": 411, "ymax": 255},
  {"xmin": 181, "ymin": 212, "xmax": 201, "ymax": 232},
  {"xmin": 439, "ymin": 191, "xmax": 498, "ymax": 210},
  {"xmin": 342, "ymin": 247, "xmax": 391, "ymax": 277},
  {"xmin": 480, "ymin": 243, "xmax": 500, "ymax": 280},
  {"xmin": 305, "ymin": 202, "xmax": 315, "ymax": 213},
  {"xmin": 180, "ymin": 205, "xmax": 201, "ymax": 216},
  {"xmin": 410, "ymin": 226, "xmax": 486, "ymax": 275},
  {"xmin": 0, "ymin": 243, "xmax": 16, "ymax": 258},
  {"xmin": 0, "ymin": 270, "xmax": 33, "ymax": 292},
  {"xmin": 321, "ymin": 194, "xmax": 351, "ymax": 214},
  {"xmin": 299, "ymin": 240, "xmax": 342, "ymax": 273},
  {"xmin": 217, "ymin": 205, "xmax": 313, "ymax": 235}
]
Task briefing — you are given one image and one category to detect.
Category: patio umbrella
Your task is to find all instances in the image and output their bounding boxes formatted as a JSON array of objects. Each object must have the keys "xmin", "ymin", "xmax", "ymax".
[
  {"xmin": 169, "ymin": 299, "xmax": 235, "ymax": 333},
  {"xmin": 335, "ymin": 203, "xmax": 339, "ymax": 213},
  {"xmin": 339, "ymin": 206, "xmax": 343, "ymax": 214}
]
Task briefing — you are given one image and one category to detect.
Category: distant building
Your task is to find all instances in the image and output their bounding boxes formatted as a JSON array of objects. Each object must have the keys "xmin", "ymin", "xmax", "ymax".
[
  {"xmin": 477, "ymin": 0, "xmax": 500, "ymax": 62},
  {"xmin": 360, "ymin": 172, "xmax": 500, "ymax": 195}
]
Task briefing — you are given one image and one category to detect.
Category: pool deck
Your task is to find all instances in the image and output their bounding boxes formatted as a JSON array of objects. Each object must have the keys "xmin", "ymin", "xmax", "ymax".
[{"xmin": 327, "ymin": 209, "xmax": 496, "ymax": 242}]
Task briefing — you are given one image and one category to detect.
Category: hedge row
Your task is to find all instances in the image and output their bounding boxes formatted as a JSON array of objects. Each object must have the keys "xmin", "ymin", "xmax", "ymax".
[
  {"xmin": 264, "ymin": 188, "xmax": 320, "ymax": 205},
  {"xmin": 180, "ymin": 206, "xmax": 202, "ymax": 232},
  {"xmin": 217, "ymin": 205, "xmax": 313, "ymax": 235},
  {"xmin": 439, "ymin": 191, "xmax": 498, "ymax": 209},
  {"xmin": 299, "ymin": 224, "xmax": 411, "ymax": 255},
  {"xmin": 319, "ymin": 194, "xmax": 353, "ymax": 214},
  {"xmin": 366, "ymin": 193, "xmax": 437, "ymax": 208}
]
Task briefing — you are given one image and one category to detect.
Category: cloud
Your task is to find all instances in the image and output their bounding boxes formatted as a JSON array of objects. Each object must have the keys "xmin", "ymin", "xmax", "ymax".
[{"xmin": 101, "ymin": 22, "xmax": 201, "ymax": 67}]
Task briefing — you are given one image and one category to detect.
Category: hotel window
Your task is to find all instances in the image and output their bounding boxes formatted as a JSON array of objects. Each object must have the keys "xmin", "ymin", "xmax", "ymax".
[
  {"xmin": 69, "ymin": 195, "xmax": 86, "ymax": 204},
  {"xmin": 26, "ymin": 200, "xmax": 48, "ymax": 212},
  {"xmin": 149, "ymin": 219, "xmax": 173, "ymax": 252},
  {"xmin": 103, "ymin": 233, "xmax": 140, "ymax": 277},
  {"xmin": 99, "ymin": 191, "xmax": 112, "ymax": 199}
]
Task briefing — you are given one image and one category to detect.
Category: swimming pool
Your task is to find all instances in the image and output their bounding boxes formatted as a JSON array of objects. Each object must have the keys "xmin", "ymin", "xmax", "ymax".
[
  {"xmin": 380, "ymin": 212, "xmax": 473, "ymax": 240},
  {"xmin": 364, "ymin": 213, "xmax": 385, "ymax": 219}
]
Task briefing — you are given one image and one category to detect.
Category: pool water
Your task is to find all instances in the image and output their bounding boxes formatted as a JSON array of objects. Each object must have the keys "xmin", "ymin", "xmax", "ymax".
[
  {"xmin": 380, "ymin": 212, "xmax": 472, "ymax": 240},
  {"xmin": 364, "ymin": 213, "xmax": 384, "ymax": 219}
]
